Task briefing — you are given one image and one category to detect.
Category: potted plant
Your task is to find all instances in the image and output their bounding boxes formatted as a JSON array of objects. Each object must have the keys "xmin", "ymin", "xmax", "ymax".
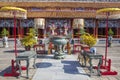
[
  {"xmin": 1, "ymin": 28, "xmax": 9, "ymax": 48},
  {"xmin": 81, "ymin": 33, "xmax": 97, "ymax": 54},
  {"xmin": 21, "ymin": 28, "xmax": 37, "ymax": 50},
  {"xmin": 108, "ymin": 28, "xmax": 114, "ymax": 47}
]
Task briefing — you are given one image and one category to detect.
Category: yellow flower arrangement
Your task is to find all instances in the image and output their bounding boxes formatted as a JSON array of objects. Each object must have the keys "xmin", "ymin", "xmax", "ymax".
[
  {"xmin": 81, "ymin": 33, "xmax": 97, "ymax": 47},
  {"xmin": 21, "ymin": 34, "xmax": 37, "ymax": 47},
  {"xmin": 21, "ymin": 28, "xmax": 37, "ymax": 47}
]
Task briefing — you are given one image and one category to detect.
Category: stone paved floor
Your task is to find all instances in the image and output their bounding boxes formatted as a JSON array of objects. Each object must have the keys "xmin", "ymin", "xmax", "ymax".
[
  {"xmin": 32, "ymin": 54, "xmax": 90, "ymax": 80},
  {"xmin": 0, "ymin": 42, "xmax": 120, "ymax": 80}
]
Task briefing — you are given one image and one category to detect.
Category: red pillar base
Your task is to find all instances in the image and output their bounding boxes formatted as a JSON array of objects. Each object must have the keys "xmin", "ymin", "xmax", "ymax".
[
  {"xmin": 100, "ymin": 71, "xmax": 117, "ymax": 75},
  {"xmin": 4, "ymin": 59, "xmax": 27, "ymax": 77},
  {"xmin": 4, "ymin": 72, "xmax": 19, "ymax": 77},
  {"xmin": 93, "ymin": 58, "xmax": 118, "ymax": 76}
]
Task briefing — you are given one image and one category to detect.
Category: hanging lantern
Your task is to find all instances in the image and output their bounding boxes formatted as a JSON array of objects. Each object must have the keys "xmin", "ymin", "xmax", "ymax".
[
  {"xmin": 34, "ymin": 18, "xmax": 45, "ymax": 29},
  {"xmin": 73, "ymin": 19, "xmax": 84, "ymax": 29}
]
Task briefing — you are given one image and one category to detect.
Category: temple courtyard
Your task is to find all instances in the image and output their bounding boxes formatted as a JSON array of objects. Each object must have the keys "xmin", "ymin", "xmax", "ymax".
[{"xmin": 0, "ymin": 40, "xmax": 120, "ymax": 80}]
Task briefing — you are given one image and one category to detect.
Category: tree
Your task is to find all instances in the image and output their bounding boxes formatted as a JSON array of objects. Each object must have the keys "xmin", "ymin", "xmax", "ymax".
[
  {"xmin": 21, "ymin": 28, "xmax": 37, "ymax": 50},
  {"xmin": 1, "ymin": 28, "xmax": 9, "ymax": 37},
  {"xmin": 108, "ymin": 28, "xmax": 114, "ymax": 36},
  {"xmin": 1, "ymin": 28, "xmax": 9, "ymax": 48}
]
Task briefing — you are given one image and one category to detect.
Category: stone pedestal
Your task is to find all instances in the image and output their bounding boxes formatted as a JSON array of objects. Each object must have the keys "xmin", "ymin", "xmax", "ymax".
[{"xmin": 2, "ymin": 36, "xmax": 8, "ymax": 48}]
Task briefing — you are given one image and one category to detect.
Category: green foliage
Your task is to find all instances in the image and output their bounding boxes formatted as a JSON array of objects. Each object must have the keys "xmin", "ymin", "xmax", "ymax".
[
  {"xmin": 108, "ymin": 28, "xmax": 114, "ymax": 36},
  {"xmin": 28, "ymin": 28, "xmax": 38, "ymax": 36},
  {"xmin": 1, "ymin": 28, "xmax": 9, "ymax": 37},
  {"xmin": 79, "ymin": 28, "xmax": 86, "ymax": 35},
  {"xmin": 75, "ymin": 28, "xmax": 86, "ymax": 36},
  {"xmin": 21, "ymin": 28, "xmax": 37, "ymax": 47}
]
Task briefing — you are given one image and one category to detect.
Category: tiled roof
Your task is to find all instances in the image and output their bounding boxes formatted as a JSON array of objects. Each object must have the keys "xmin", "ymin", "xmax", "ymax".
[
  {"xmin": 0, "ymin": 2, "xmax": 119, "ymax": 18},
  {"xmin": 0, "ymin": 2, "xmax": 120, "ymax": 8}
]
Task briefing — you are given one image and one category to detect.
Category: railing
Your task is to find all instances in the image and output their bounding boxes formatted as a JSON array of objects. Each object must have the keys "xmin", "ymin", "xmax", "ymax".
[
  {"xmin": 98, "ymin": 35, "xmax": 120, "ymax": 38},
  {"xmin": 73, "ymin": 34, "xmax": 120, "ymax": 38},
  {"xmin": 0, "ymin": 0, "xmax": 119, "ymax": 2}
]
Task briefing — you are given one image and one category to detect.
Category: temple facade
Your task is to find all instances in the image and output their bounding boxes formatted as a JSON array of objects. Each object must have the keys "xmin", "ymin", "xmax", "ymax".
[{"xmin": 0, "ymin": 1, "xmax": 120, "ymax": 38}]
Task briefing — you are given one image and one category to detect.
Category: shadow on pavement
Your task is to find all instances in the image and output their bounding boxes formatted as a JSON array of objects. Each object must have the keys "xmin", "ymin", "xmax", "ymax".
[
  {"xmin": 0, "ymin": 66, "xmax": 11, "ymax": 76},
  {"xmin": 36, "ymin": 62, "xmax": 52, "ymax": 68},
  {"xmin": 4, "ymin": 50, "xmax": 25, "ymax": 53},
  {"xmin": 61, "ymin": 60, "xmax": 87, "ymax": 75}
]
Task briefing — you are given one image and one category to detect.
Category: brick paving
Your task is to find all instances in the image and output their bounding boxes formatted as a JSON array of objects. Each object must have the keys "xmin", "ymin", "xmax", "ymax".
[{"xmin": 0, "ymin": 40, "xmax": 120, "ymax": 80}]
